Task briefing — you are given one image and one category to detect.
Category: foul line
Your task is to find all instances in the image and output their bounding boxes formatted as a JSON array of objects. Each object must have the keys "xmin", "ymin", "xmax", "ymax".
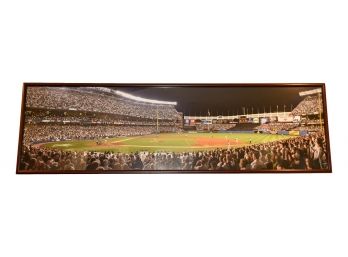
[
  {"xmin": 111, "ymin": 137, "xmax": 138, "ymax": 143},
  {"xmin": 114, "ymin": 144, "xmax": 246, "ymax": 149}
]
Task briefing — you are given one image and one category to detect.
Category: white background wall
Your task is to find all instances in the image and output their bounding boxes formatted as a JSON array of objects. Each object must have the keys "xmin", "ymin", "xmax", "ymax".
[{"xmin": 0, "ymin": 0, "xmax": 347, "ymax": 256}]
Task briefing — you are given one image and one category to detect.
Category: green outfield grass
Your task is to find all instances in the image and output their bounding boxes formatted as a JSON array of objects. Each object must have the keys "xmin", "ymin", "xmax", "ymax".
[{"xmin": 42, "ymin": 132, "xmax": 296, "ymax": 153}]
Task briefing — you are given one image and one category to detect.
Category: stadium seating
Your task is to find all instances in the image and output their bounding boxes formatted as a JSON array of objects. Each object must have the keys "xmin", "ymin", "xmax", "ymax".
[
  {"xmin": 26, "ymin": 87, "xmax": 180, "ymax": 121},
  {"xmin": 291, "ymin": 95, "xmax": 323, "ymax": 116},
  {"xmin": 19, "ymin": 131, "xmax": 329, "ymax": 171},
  {"xmin": 228, "ymin": 123, "xmax": 258, "ymax": 131},
  {"xmin": 24, "ymin": 87, "xmax": 183, "ymax": 144}
]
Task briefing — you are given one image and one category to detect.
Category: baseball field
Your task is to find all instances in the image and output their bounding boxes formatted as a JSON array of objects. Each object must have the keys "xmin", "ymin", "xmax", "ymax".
[{"xmin": 42, "ymin": 132, "xmax": 295, "ymax": 153}]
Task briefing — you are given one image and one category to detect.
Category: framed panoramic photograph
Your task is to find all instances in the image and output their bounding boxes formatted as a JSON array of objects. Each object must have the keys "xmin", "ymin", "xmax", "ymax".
[{"xmin": 16, "ymin": 83, "xmax": 332, "ymax": 174}]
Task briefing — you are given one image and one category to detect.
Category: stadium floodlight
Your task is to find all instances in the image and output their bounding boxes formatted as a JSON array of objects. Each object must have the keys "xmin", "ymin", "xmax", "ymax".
[{"xmin": 114, "ymin": 90, "xmax": 177, "ymax": 105}]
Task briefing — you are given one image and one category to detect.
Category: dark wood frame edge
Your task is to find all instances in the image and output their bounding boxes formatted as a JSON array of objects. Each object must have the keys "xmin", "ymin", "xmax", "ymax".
[{"xmin": 16, "ymin": 83, "xmax": 332, "ymax": 174}]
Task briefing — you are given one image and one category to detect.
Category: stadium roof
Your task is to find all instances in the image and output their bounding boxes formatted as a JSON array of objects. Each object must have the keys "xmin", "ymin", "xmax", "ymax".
[
  {"xmin": 89, "ymin": 87, "xmax": 177, "ymax": 105},
  {"xmin": 299, "ymin": 88, "xmax": 322, "ymax": 96},
  {"xmin": 115, "ymin": 90, "xmax": 177, "ymax": 105}
]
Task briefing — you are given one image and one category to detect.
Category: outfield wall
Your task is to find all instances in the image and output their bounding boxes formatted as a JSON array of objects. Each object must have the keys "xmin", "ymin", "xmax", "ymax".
[
  {"xmin": 191, "ymin": 130, "xmax": 255, "ymax": 134},
  {"xmin": 188, "ymin": 130, "xmax": 309, "ymax": 136},
  {"xmin": 278, "ymin": 130, "xmax": 308, "ymax": 136}
]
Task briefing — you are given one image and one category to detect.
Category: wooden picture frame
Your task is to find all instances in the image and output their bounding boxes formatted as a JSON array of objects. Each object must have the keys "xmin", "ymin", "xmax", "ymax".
[{"xmin": 17, "ymin": 83, "xmax": 332, "ymax": 174}]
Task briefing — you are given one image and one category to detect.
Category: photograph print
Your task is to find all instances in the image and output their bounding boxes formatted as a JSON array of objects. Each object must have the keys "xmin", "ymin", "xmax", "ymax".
[{"xmin": 17, "ymin": 83, "xmax": 331, "ymax": 173}]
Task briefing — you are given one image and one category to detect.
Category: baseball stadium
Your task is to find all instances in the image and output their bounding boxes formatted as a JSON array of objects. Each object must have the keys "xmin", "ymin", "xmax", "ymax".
[{"xmin": 18, "ymin": 85, "xmax": 329, "ymax": 172}]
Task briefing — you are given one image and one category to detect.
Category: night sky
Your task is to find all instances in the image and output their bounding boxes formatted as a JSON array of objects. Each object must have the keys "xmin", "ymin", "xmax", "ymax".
[{"xmin": 109, "ymin": 85, "xmax": 320, "ymax": 116}]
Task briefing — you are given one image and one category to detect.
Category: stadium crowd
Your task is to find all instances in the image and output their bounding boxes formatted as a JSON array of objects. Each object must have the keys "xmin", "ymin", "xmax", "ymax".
[
  {"xmin": 292, "ymin": 125, "xmax": 322, "ymax": 131},
  {"xmin": 23, "ymin": 124, "xmax": 178, "ymax": 144},
  {"xmin": 291, "ymin": 95, "xmax": 323, "ymax": 116},
  {"xmin": 19, "ymin": 132, "xmax": 328, "ymax": 171},
  {"xmin": 26, "ymin": 87, "xmax": 179, "ymax": 120},
  {"xmin": 196, "ymin": 123, "xmax": 236, "ymax": 131},
  {"xmin": 256, "ymin": 122, "xmax": 299, "ymax": 132},
  {"xmin": 25, "ymin": 110, "xmax": 178, "ymax": 126}
]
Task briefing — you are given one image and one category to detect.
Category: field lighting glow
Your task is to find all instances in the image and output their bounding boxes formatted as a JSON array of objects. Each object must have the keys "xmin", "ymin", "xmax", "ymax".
[{"xmin": 115, "ymin": 90, "xmax": 177, "ymax": 105}]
